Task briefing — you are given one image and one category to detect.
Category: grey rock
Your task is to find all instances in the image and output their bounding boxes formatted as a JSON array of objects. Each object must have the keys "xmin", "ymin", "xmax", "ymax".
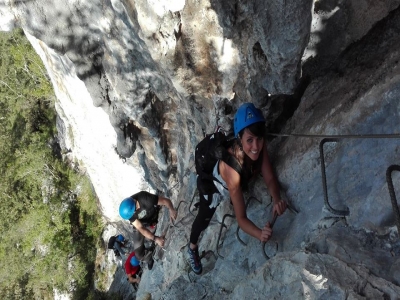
[{"xmin": 1, "ymin": 0, "xmax": 400, "ymax": 299}]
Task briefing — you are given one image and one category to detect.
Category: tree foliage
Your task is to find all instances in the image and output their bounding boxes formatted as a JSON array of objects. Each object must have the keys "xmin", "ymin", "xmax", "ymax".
[{"xmin": 0, "ymin": 28, "xmax": 104, "ymax": 299}]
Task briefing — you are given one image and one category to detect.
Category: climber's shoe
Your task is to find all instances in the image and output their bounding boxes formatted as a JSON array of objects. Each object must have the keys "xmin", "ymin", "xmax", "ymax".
[{"xmin": 187, "ymin": 245, "xmax": 202, "ymax": 275}]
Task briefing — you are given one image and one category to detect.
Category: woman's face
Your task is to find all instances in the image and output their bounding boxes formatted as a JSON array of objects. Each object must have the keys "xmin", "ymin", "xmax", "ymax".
[{"xmin": 240, "ymin": 128, "xmax": 264, "ymax": 161}]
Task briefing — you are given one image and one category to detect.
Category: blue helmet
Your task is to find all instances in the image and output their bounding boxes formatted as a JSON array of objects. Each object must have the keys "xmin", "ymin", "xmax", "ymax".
[
  {"xmin": 116, "ymin": 234, "xmax": 125, "ymax": 242},
  {"xmin": 233, "ymin": 103, "xmax": 265, "ymax": 137},
  {"xmin": 130, "ymin": 255, "xmax": 140, "ymax": 267},
  {"xmin": 119, "ymin": 197, "xmax": 136, "ymax": 220}
]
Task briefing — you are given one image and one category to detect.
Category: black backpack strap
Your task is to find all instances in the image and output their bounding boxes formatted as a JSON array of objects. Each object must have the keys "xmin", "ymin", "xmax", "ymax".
[
  {"xmin": 222, "ymin": 154, "xmax": 242, "ymax": 175},
  {"xmin": 198, "ymin": 153, "xmax": 242, "ymax": 186}
]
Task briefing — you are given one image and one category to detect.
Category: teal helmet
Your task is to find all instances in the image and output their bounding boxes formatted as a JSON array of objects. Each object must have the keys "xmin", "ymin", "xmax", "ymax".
[
  {"xmin": 119, "ymin": 197, "xmax": 136, "ymax": 220},
  {"xmin": 234, "ymin": 103, "xmax": 265, "ymax": 137},
  {"xmin": 130, "ymin": 255, "xmax": 140, "ymax": 267}
]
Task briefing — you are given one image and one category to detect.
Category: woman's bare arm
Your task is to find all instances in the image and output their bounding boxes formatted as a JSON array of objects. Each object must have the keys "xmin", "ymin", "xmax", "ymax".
[
  {"xmin": 261, "ymin": 145, "xmax": 287, "ymax": 216},
  {"xmin": 220, "ymin": 161, "xmax": 272, "ymax": 242},
  {"xmin": 132, "ymin": 219, "xmax": 165, "ymax": 247},
  {"xmin": 157, "ymin": 196, "xmax": 177, "ymax": 222}
]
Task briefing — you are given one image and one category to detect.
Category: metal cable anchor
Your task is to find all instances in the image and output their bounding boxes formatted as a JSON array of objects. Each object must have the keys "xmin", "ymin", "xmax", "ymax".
[{"xmin": 262, "ymin": 214, "xmax": 279, "ymax": 260}]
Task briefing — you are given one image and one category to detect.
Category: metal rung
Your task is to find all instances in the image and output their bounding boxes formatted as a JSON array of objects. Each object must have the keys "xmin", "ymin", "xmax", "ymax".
[
  {"xmin": 319, "ymin": 138, "xmax": 350, "ymax": 216},
  {"xmin": 236, "ymin": 196, "xmax": 262, "ymax": 246},
  {"xmin": 386, "ymin": 165, "xmax": 400, "ymax": 236},
  {"xmin": 216, "ymin": 214, "xmax": 235, "ymax": 259}
]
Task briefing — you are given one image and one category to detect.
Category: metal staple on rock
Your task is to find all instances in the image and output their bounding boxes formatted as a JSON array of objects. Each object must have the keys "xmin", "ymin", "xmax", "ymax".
[
  {"xmin": 267, "ymin": 132, "xmax": 400, "ymax": 217},
  {"xmin": 216, "ymin": 195, "xmax": 298, "ymax": 260},
  {"xmin": 262, "ymin": 214, "xmax": 278, "ymax": 260},
  {"xmin": 268, "ymin": 131, "xmax": 400, "ymax": 227},
  {"xmin": 152, "ymin": 198, "xmax": 188, "ymax": 260},
  {"xmin": 236, "ymin": 196, "xmax": 262, "ymax": 246},
  {"xmin": 168, "ymin": 200, "xmax": 190, "ymax": 229},
  {"xmin": 386, "ymin": 165, "xmax": 400, "ymax": 235},
  {"xmin": 216, "ymin": 214, "xmax": 235, "ymax": 259},
  {"xmin": 216, "ymin": 195, "xmax": 264, "ymax": 258},
  {"xmin": 319, "ymin": 138, "xmax": 350, "ymax": 216},
  {"xmin": 261, "ymin": 201, "xmax": 298, "ymax": 260}
]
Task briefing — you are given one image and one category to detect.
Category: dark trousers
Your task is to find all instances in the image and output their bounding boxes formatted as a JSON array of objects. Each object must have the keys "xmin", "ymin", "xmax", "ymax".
[
  {"xmin": 189, "ymin": 194, "xmax": 217, "ymax": 245},
  {"xmin": 132, "ymin": 228, "xmax": 153, "ymax": 263}
]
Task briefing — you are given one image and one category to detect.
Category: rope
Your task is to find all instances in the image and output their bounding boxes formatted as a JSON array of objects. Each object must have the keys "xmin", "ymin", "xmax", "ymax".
[{"xmin": 267, "ymin": 133, "xmax": 400, "ymax": 139}]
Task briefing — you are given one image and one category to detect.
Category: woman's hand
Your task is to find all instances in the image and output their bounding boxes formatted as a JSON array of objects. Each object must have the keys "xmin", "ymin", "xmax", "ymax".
[
  {"xmin": 260, "ymin": 222, "xmax": 273, "ymax": 242},
  {"xmin": 158, "ymin": 197, "xmax": 178, "ymax": 223},
  {"xmin": 273, "ymin": 199, "xmax": 287, "ymax": 216}
]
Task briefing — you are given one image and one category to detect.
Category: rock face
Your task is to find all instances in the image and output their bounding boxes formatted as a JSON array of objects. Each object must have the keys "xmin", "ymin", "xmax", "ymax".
[{"xmin": 1, "ymin": 0, "xmax": 400, "ymax": 299}]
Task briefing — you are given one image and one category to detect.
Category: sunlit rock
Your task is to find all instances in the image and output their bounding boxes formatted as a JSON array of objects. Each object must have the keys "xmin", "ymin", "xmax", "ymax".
[{"xmin": 1, "ymin": 0, "xmax": 400, "ymax": 299}]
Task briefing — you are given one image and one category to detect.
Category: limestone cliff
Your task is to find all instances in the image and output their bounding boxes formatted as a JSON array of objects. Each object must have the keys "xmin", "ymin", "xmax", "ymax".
[{"xmin": 1, "ymin": 0, "xmax": 400, "ymax": 299}]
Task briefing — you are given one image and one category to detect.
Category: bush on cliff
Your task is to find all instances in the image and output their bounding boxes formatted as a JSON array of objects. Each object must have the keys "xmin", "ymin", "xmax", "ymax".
[{"xmin": 0, "ymin": 28, "xmax": 104, "ymax": 299}]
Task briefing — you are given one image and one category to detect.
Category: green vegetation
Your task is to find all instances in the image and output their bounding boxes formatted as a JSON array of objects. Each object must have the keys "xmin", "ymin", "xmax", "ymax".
[{"xmin": 0, "ymin": 28, "xmax": 104, "ymax": 299}]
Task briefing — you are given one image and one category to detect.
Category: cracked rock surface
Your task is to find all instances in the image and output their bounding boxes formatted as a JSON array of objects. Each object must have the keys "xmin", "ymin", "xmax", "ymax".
[{"xmin": 1, "ymin": 0, "xmax": 400, "ymax": 299}]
